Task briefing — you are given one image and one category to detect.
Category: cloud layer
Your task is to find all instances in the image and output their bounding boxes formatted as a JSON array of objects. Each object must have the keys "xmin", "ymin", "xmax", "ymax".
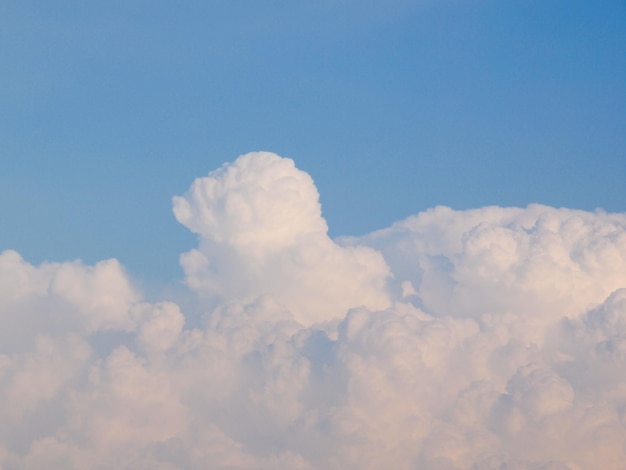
[{"xmin": 1, "ymin": 152, "xmax": 625, "ymax": 469}]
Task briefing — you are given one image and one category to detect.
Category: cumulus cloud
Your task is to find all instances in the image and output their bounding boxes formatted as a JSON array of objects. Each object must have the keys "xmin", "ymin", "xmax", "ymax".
[
  {"xmin": 172, "ymin": 151, "xmax": 392, "ymax": 325},
  {"xmin": 0, "ymin": 152, "xmax": 625, "ymax": 469}
]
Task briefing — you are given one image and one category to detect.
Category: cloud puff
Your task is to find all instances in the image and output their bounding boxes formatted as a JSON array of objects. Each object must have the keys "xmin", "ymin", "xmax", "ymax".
[
  {"xmin": 346, "ymin": 205, "xmax": 626, "ymax": 342},
  {"xmin": 0, "ymin": 152, "xmax": 625, "ymax": 469},
  {"xmin": 172, "ymin": 151, "xmax": 392, "ymax": 325}
]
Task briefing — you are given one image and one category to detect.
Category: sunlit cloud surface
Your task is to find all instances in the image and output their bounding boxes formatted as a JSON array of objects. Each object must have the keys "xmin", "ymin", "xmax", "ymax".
[{"xmin": 1, "ymin": 152, "xmax": 625, "ymax": 469}]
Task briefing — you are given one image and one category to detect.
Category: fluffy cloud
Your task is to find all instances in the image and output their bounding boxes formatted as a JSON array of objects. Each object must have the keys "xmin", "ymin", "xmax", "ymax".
[
  {"xmin": 0, "ymin": 152, "xmax": 624, "ymax": 469},
  {"xmin": 172, "ymin": 152, "xmax": 392, "ymax": 325}
]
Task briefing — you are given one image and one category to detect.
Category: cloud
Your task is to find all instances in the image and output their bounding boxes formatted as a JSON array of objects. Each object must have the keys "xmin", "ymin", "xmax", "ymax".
[
  {"xmin": 172, "ymin": 151, "xmax": 392, "ymax": 325},
  {"xmin": 0, "ymin": 152, "xmax": 625, "ymax": 469}
]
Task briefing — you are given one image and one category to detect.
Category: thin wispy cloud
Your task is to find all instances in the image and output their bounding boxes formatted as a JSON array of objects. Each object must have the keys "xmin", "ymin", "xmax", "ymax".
[{"xmin": 1, "ymin": 152, "xmax": 624, "ymax": 469}]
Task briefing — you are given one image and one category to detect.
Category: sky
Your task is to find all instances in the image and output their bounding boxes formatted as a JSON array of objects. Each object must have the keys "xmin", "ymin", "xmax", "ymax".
[
  {"xmin": 1, "ymin": 1, "xmax": 626, "ymax": 469},
  {"xmin": 1, "ymin": 0, "xmax": 624, "ymax": 283}
]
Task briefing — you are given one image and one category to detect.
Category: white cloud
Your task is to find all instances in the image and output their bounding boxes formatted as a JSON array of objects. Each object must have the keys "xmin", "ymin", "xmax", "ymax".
[
  {"xmin": 173, "ymin": 151, "xmax": 392, "ymax": 325},
  {"xmin": 0, "ymin": 152, "xmax": 625, "ymax": 469}
]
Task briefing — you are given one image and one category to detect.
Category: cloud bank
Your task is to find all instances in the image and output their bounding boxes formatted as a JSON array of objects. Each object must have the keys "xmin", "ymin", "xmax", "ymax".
[{"xmin": 1, "ymin": 152, "xmax": 625, "ymax": 469}]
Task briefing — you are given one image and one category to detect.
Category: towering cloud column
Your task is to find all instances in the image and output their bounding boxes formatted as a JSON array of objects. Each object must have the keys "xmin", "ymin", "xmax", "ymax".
[{"xmin": 173, "ymin": 152, "xmax": 392, "ymax": 324}]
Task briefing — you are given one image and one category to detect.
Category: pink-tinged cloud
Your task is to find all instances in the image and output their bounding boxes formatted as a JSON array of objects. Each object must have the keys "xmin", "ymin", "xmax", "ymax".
[{"xmin": 0, "ymin": 152, "xmax": 624, "ymax": 469}]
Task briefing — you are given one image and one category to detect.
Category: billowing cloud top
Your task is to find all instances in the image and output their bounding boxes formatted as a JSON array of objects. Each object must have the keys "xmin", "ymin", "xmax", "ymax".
[
  {"xmin": 1, "ymin": 152, "xmax": 625, "ymax": 469},
  {"xmin": 172, "ymin": 152, "xmax": 328, "ymax": 249},
  {"xmin": 172, "ymin": 152, "xmax": 392, "ymax": 324}
]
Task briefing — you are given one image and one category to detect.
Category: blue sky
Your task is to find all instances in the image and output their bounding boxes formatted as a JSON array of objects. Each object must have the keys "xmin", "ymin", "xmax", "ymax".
[
  {"xmin": 1, "ymin": 0, "xmax": 624, "ymax": 283},
  {"xmin": 1, "ymin": 4, "xmax": 626, "ymax": 466}
]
